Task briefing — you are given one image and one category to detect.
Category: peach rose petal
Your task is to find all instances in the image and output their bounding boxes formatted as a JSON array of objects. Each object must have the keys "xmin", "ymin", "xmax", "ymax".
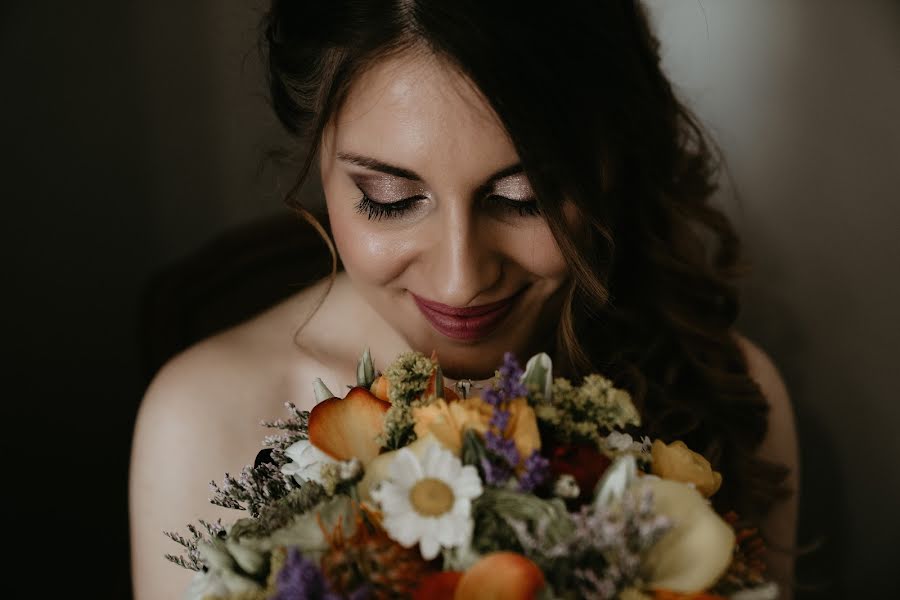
[
  {"xmin": 307, "ymin": 387, "xmax": 390, "ymax": 463},
  {"xmin": 454, "ymin": 552, "xmax": 545, "ymax": 600}
]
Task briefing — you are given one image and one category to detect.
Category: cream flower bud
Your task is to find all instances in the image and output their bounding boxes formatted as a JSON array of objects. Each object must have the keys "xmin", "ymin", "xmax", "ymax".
[
  {"xmin": 642, "ymin": 478, "xmax": 736, "ymax": 593},
  {"xmin": 280, "ymin": 439, "xmax": 341, "ymax": 487}
]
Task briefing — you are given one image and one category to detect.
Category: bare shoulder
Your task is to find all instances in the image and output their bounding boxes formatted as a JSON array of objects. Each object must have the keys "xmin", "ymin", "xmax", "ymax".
[
  {"xmin": 138, "ymin": 276, "xmax": 337, "ymax": 416},
  {"xmin": 731, "ymin": 332, "xmax": 797, "ymax": 466},
  {"xmin": 128, "ymin": 282, "xmax": 331, "ymax": 599},
  {"xmin": 130, "ymin": 276, "xmax": 340, "ymax": 491},
  {"xmin": 733, "ymin": 333, "xmax": 792, "ymax": 415},
  {"xmin": 732, "ymin": 331, "xmax": 799, "ymax": 594}
]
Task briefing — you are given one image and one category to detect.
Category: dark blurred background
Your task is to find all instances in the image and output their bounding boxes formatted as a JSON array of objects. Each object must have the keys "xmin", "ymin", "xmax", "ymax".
[{"xmin": 2, "ymin": 1, "xmax": 898, "ymax": 597}]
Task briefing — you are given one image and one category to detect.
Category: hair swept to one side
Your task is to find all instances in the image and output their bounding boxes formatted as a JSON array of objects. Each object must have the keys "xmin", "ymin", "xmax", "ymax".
[{"xmin": 260, "ymin": 0, "xmax": 790, "ymax": 521}]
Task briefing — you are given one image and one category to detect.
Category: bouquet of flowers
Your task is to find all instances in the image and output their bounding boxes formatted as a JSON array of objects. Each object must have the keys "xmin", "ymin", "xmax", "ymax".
[{"xmin": 167, "ymin": 350, "xmax": 778, "ymax": 600}]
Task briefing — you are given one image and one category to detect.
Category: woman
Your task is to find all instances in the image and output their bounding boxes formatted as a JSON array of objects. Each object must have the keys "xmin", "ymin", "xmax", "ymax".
[{"xmin": 129, "ymin": 1, "xmax": 798, "ymax": 598}]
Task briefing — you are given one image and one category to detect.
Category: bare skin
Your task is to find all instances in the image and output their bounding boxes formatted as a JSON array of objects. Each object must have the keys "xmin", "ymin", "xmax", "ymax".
[{"xmin": 129, "ymin": 49, "xmax": 798, "ymax": 599}]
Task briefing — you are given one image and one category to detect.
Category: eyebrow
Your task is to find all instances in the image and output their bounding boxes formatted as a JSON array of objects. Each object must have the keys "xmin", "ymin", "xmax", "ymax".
[{"xmin": 337, "ymin": 151, "xmax": 524, "ymax": 188}]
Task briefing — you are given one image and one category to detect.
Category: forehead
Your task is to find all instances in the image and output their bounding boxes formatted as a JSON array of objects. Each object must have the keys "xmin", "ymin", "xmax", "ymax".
[{"xmin": 329, "ymin": 51, "xmax": 518, "ymax": 181}]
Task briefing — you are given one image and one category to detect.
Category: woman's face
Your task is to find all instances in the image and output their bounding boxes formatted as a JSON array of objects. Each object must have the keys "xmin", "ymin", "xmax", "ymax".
[{"xmin": 320, "ymin": 51, "xmax": 570, "ymax": 379}]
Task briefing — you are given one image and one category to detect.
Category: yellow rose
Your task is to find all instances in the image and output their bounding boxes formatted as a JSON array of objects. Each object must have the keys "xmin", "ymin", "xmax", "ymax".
[
  {"xmin": 412, "ymin": 396, "xmax": 542, "ymax": 463},
  {"xmin": 651, "ymin": 440, "xmax": 722, "ymax": 498},
  {"xmin": 503, "ymin": 397, "xmax": 541, "ymax": 462},
  {"xmin": 412, "ymin": 398, "xmax": 493, "ymax": 454}
]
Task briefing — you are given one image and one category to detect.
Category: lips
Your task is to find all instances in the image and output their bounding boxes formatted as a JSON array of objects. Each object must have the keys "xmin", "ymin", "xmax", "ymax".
[{"xmin": 411, "ymin": 290, "xmax": 523, "ymax": 342}]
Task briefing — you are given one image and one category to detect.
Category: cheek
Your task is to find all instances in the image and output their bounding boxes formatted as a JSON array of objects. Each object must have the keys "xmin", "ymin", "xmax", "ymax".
[
  {"xmin": 502, "ymin": 223, "xmax": 569, "ymax": 282},
  {"xmin": 327, "ymin": 199, "xmax": 417, "ymax": 287}
]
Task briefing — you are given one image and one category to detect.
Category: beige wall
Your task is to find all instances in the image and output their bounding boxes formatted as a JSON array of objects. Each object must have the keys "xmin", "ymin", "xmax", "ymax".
[{"xmin": 648, "ymin": 1, "xmax": 900, "ymax": 596}]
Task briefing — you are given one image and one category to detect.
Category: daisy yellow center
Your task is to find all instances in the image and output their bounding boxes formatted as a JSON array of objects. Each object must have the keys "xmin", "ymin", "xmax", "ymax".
[{"xmin": 408, "ymin": 477, "xmax": 455, "ymax": 516}]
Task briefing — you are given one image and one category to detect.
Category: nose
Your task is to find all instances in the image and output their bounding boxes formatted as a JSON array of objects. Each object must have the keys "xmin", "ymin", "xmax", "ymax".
[{"xmin": 426, "ymin": 202, "xmax": 502, "ymax": 307}]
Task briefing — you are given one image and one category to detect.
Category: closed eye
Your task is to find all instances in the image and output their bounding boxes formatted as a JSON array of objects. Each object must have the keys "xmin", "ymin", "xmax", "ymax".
[
  {"xmin": 354, "ymin": 189, "xmax": 541, "ymax": 221},
  {"xmin": 354, "ymin": 191, "xmax": 426, "ymax": 221},
  {"xmin": 486, "ymin": 195, "xmax": 541, "ymax": 218}
]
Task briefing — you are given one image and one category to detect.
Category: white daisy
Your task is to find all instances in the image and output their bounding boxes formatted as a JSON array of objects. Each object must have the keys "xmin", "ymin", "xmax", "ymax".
[{"xmin": 371, "ymin": 440, "xmax": 483, "ymax": 560}]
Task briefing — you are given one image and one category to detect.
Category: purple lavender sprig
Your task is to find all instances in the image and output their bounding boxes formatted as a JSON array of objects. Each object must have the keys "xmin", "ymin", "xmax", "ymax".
[
  {"xmin": 481, "ymin": 353, "xmax": 534, "ymax": 486},
  {"xmin": 272, "ymin": 548, "xmax": 343, "ymax": 600},
  {"xmin": 505, "ymin": 484, "xmax": 671, "ymax": 598},
  {"xmin": 483, "ymin": 352, "xmax": 528, "ymax": 407},
  {"xmin": 481, "ymin": 433, "xmax": 519, "ymax": 486},
  {"xmin": 518, "ymin": 450, "xmax": 551, "ymax": 493}
]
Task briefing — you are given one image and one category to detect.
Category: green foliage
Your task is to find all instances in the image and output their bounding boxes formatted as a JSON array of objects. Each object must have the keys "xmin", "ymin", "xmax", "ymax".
[
  {"xmin": 461, "ymin": 428, "xmax": 489, "ymax": 477},
  {"xmin": 378, "ymin": 351, "xmax": 435, "ymax": 450},
  {"xmin": 533, "ymin": 375, "xmax": 640, "ymax": 448},
  {"xmin": 260, "ymin": 402, "xmax": 310, "ymax": 464},
  {"xmin": 164, "ymin": 519, "xmax": 225, "ymax": 572},
  {"xmin": 384, "ymin": 351, "xmax": 435, "ymax": 406},
  {"xmin": 470, "ymin": 488, "xmax": 574, "ymax": 558},
  {"xmin": 254, "ymin": 482, "xmax": 328, "ymax": 535}
]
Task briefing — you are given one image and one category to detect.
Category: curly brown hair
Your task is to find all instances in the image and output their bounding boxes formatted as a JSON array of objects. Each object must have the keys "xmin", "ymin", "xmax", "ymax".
[{"xmin": 260, "ymin": 0, "xmax": 788, "ymax": 520}]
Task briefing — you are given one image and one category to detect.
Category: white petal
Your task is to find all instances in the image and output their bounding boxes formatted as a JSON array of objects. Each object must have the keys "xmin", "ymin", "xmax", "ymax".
[
  {"xmin": 434, "ymin": 514, "xmax": 459, "ymax": 546},
  {"xmin": 522, "ymin": 352, "xmax": 553, "ymax": 401},
  {"xmin": 459, "ymin": 518, "xmax": 475, "ymax": 547},
  {"xmin": 445, "ymin": 456, "xmax": 462, "ymax": 480},
  {"xmin": 438, "ymin": 446, "xmax": 461, "ymax": 477},
  {"xmin": 452, "ymin": 497, "xmax": 472, "ymax": 519},
  {"xmin": 384, "ymin": 512, "xmax": 423, "ymax": 547},
  {"xmin": 372, "ymin": 481, "xmax": 412, "ymax": 514},
  {"xmin": 593, "ymin": 455, "xmax": 637, "ymax": 508},
  {"xmin": 424, "ymin": 447, "xmax": 448, "ymax": 477},
  {"xmin": 282, "ymin": 440, "xmax": 311, "ymax": 462},
  {"xmin": 298, "ymin": 463, "xmax": 324, "ymax": 479},
  {"xmin": 280, "ymin": 461, "xmax": 302, "ymax": 477},
  {"xmin": 420, "ymin": 442, "xmax": 446, "ymax": 475},
  {"xmin": 453, "ymin": 467, "xmax": 484, "ymax": 498},
  {"xmin": 390, "ymin": 448, "xmax": 424, "ymax": 488},
  {"xmin": 419, "ymin": 532, "xmax": 441, "ymax": 560}
]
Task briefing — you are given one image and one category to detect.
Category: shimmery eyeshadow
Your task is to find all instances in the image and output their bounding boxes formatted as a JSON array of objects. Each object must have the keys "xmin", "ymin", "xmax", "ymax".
[
  {"xmin": 493, "ymin": 175, "xmax": 535, "ymax": 200},
  {"xmin": 355, "ymin": 175, "xmax": 429, "ymax": 201}
]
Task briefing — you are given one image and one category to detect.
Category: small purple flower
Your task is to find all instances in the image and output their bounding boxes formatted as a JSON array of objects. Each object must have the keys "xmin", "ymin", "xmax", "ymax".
[
  {"xmin": 273, "ymin": 548, "xmax": 342, "ymax": 600},
  {"xmin": 486, "ymin": 431, "xmax": 520, "ymax": 467},
  {"xmin": 497, "ymin": 353, "xmax": 528, "ymax": 400},
  {"xmin": 518, "ymin": 450, "xmax": 550, "ymax": 493},
  {"xmin": 482, "ymin": 386, "xmax": 502, "ymax": 407},
  {"xmin": 478, "ymin": 353, "xmax": 534, "ymax": 488},
  {"xmin": 489, "ymin": 406, "xmax": 511, "ymax": 431}
]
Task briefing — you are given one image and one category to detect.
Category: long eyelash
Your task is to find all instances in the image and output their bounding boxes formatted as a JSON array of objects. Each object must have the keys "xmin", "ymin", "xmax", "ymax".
[
  {"xmin": 355, "ymin": 192, "xmax": 541, "ymax": 221},
  {"xmin": 490, "ymin": 195, "xmax": 542, "ymax": 218},
  {"xmin": 354, "ymin": 193, "xmax": 419, "ymax": 221}
]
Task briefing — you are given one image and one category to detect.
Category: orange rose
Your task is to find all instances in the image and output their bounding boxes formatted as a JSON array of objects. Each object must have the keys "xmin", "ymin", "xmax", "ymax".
[
  {"xmin": 412, "ymin": 398, "xmax": 493, "ymax": 454},
  {"xmin": 454, "ymin": 552, "xmax": 545, "ymax": 599},
  {"xmin": 413, "ymin": 396, "xmax": 541, "ymax": 461},
  {"xmin": 503, "ymin": 397, "xmax": 541, "ymax": 462}
]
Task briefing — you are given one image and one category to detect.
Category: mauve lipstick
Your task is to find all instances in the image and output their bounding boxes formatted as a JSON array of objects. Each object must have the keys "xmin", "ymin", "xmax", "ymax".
[{"xmin": 411, "ymin": 291, "xmax": 523, "ymax": 341}]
